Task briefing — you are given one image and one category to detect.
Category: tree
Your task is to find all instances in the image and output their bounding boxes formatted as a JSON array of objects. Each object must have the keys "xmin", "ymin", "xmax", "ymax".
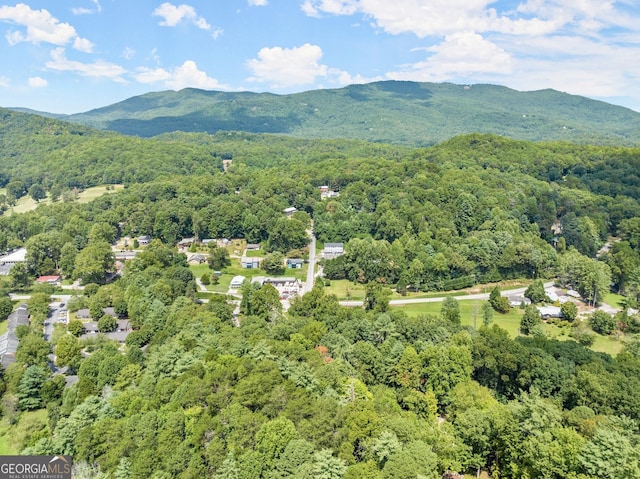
[
  {"xmin": 208, "ymin": 245, "xmax": 231, "ymax": 270},
  {"xmin": 0, "ymin": 297, "xmax": 13, "ymax": 320},
  {"xmin": 364, "ymin": 281, "xmax": 391, "ymax": 313},
  {"xmin": 590, "ymin": 310, "xmax": 617, "ymax": 335},
  {"xmin": 200, "ymin": 272, "xmax": 210, "ymax": 285},
  {"xmin": 74, "ymin": 241, "xmax": 115, "ymax": 284},
  {"xmin": 262, "ymin": 252, "xmax": 285, "ymax": 275},
  {"xmin": 489, "ymin": 285, "xmax": 510, "ymax": 313},
  {"xmin": 55, "ymin": 334, "xmax": 82, "ymax": 370},
  {"xmin": 560, "ymin": 301, "xmax": 578, "ymax": 322},
  {"xmin": 481, "ymin": 301, "xmax": 494, "ymax": 327},
  {"xmin": 525, "ymin": 279, "xmax": 547, "ymax": 304},
  {"xmin": 17, "ymin": 365, "xmax": 48, "ymax": 410},
  {"xmin": 441, "ymin": 296, "xmax": 461, "ymax": 325},
  {"xmin": 98, "ymin": 315, "xmax": 117, "ymax": 333},
  {"xmin": 29, "ymin": 183, "xmax": 46, "ymax": 202},
  {"xmin": 10, "ymin": 262, "xmax": 31, "ymax": 289},
  {"xmin": 267, "ymin": 217, "xmax": 308, "ymax": 253},
  {"xmin": 520, "ymin": 305, "xmax": 542, "ymax": 335},
  {"xmin": 312, "ymin": 449, "xmax": 347, "ymax": 479},
  {"xmin": 16, "ymin": 333, "xmax": 50, "ymax": 366},
  {"xmin": 67, "ymin": 319, "xmax": 84, "ymax": 337}
]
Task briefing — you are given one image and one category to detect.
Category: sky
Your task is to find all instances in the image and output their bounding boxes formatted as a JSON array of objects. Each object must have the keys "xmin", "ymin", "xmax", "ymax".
[{"xmin": 0, "ymin": 0, "xmax": 639, "ymax": 114}]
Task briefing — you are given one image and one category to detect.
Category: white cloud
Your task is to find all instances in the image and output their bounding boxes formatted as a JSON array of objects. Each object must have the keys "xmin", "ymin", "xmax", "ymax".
[
  {"xmin": 72, "ymin": 0, "xmax": 102, "ymax": 15},
  {"xmin": 211, "ymin": 27, "xmax": 224, "ymax": 40},
  {"xmin": 46, "ymin": 47, "xmax": 127, "ymax": 81},
  {"xmin": 0, "ymin": 3, "xmax": 77, "ymax": 45},
  {"xmin": 122, "ymin": 47, "xmax": 135, "ymax": 60},
  {"xmin": 246, "ymin": 43, "xmax": 332, "ymax": 88},
  {"xmin": 301, "ymin": 0, "xmax": 357, "ymax": 17},
  {"xmin": 73, "ymin": 37, "xmax": 94, "ymax": 53},
  {"xmin": 300, "ymin": 0, "xmax": 634, "ymax": 38},
  {"xmin": 134, "ymin": 60, "xmax": 224, "ymax": 90},
  {"xmin": 248, "ymin": 0, "xmax": 269, "ymax": 5},
  {"xmin": 0, "ymin": 76, "xmax": 9, "ymax": 88},
  {"xmin": 28, "ymin": 76, "xmax": 48, "ymax": 87},
  {"xmin": 152, "ymin": 3, "xmax": 211, "ymax": 30},
  {"xmin": 387, "ymin": 32, "xmax": 512, "ymax": 82}
]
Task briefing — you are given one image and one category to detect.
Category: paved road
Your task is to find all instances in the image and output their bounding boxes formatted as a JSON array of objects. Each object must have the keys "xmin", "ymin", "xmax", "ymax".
[
  {"xmin": 303, "ymin": 230, "xmax": 317, "ymax": 294},
  {"xmin": 339, "ymin": 282, "xmax": 555, "ymax": 307}
]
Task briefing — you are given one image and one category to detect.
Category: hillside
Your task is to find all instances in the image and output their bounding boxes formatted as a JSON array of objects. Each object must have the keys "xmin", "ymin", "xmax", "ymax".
[{"xmin": 61, "ymin": 81, "xmax": 640, "ymax": 146}]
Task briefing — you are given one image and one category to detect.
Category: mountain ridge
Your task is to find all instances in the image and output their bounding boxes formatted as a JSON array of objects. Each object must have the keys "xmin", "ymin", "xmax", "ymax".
[{"xmin": 12, "ymin": 81, "xmax": 640, "ymax": 147}]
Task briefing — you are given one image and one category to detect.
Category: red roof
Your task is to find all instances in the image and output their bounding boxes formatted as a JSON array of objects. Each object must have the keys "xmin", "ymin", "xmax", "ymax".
[{"xmin": 36, "ymin": 275, "xmax": 61, "ymax": 282}]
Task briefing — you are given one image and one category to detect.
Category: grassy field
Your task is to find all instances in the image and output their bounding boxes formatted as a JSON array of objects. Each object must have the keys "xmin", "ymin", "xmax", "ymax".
[
  {"xmin": 323, "ymin": 278, "xmax": 534, "ymax": 301},
  {"xmin": 3, "ymin": 184, "xmax": 124, "ymax": 215},
  {"xmin": 0, "ymin": 408, "xmax": 49, "ymax": 454},
  {"xmin": 0, "ymin": 319, "xmax": 7, "ymax": 336}
]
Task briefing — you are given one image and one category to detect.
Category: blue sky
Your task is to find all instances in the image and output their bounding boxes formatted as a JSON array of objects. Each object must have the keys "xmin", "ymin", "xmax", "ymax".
[{"xmin": 0, "ymin": 0, "xmax": 639, "ymax": 114}]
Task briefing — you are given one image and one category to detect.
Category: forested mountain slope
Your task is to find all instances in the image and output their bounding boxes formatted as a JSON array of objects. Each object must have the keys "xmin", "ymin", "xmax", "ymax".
[
  {"xmin": 2, "ymin": 103, "xmax": 640, "ymax": 477},
  {"xmin": 60, "ymin": 81, "xmax": 640, "ymax": 146}
]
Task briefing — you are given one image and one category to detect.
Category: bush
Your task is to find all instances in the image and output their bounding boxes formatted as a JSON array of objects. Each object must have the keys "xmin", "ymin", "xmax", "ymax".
[{"xmin": 589, "ymin": 310, "xmax": 617, "ymax": 335}]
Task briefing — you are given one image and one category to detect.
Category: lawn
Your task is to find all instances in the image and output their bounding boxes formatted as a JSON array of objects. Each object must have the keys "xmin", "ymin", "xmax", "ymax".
[
  {"xmin": 0, "ymin": 318, "xmax": 7, "ymax": 336},
  {"xmin": 392, "ymin": 299, "xmax": 525, "ymax": 337},
  {"xmin": 0, "ymin": 408, "xmax": 49, "ymax": 454},
  {"xmin": 3, "ymin": 184, "xmax": 124, "ymax": 215}
]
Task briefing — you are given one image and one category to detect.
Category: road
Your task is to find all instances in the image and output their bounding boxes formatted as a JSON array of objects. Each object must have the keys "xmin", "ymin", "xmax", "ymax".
[
  {"xmin": 303, "ymin": 230, "xmax": 317, "ymax": 294},
  {"xmin": 338, "ymin": 282, "xmax": 556, "ymax": 307}
]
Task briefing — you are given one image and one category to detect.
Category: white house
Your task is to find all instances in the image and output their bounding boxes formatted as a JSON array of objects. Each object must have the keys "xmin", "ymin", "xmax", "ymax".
[
  {"xmin": 230, "ymin": 275, "xmax": 246, "ymax": 289},
  {"xmin": 324, "ymin": 242, "xmax": 344, "ymax": 258}
]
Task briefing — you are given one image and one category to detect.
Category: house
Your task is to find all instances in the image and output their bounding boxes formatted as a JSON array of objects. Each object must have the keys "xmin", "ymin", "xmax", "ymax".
[
  {"xmin": 0, "ymin": 247, "xmax": 27, "ymax": 276},
  {"xmin": 324, "ymin": 242, "xmax": 344, "ymax": 258},
  {"xmin": 251, "ymin": 276, "xmax": 302, "ymax": 297},
  {"xmin": 82, "ymin": 321, "xmax": 100, "ymax": 334},
  {"xmin": 508, "ymin": 295, "xmax": 531, "ymax": 307},
  {"xmin": 0, "ymin": 304, "xmax": 29, "ymax": 368},
  {"xmin": 37, "ymin": 275, "xmax": 61, "ymax": 285},
  {"xmin": 566, "ymin": 289, "xmax": 581, "ymax": 299},
  {"xmin": 246, "ymin": 244, "xmax": 261, "ymax": 251},
  {"xmin": 319, "ymin": 186, "xmax": 340, "ymax": 199},
  {"xmin": 188, "ymin": 253, "xmax": 207, "ymax": 265},
  {"xmin": 537, "ymin": 306, "xmax": 563, "ymax": 319},
  {"xmin": 230, "ymin": 275, "xmax": 246, "ymax": 289},
  {"xmin": 177, "ymin": 237, "xmax": 197, "ymax": 251},
  {"xmin": 545, "ymin": 289, "xmax": 559, "ymax": 302},
  {"xmin": 287, "ymin": 258, "xmax": 304, "ymax": 269},
  {"xmin": 283, "ymin": 207, "xmax": 297, "ymax": 217},
  {"xmin": 137, "ymin": 235, "xmax": 151, "ymax": 246},
  {"xmin": 241, "ymin": 258, "xmax": 260, "ymax": 269}
]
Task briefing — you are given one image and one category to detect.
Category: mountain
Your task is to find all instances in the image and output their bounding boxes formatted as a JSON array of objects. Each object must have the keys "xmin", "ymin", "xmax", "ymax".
[{"xmin": 61, "ymin": 81, "xmax": 640, "ymax": 146}]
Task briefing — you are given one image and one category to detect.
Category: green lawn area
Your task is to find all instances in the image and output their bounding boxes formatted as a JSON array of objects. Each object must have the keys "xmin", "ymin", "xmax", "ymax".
[
  {"xmin": 391, "ymin": 298, "xmax": 625, "ymax": 355},
  {"xmin": 0, "ymin": 408, "xmax": 49, "ymax": 454},
  {"xmin": 4, "ymin": 184, "xmax": 124, "ymax": 215},
  {"xmin": 392, "ymin": 299, "xmax": 525, "ymax": 337},
  {"xmin": 602, "ymin": 291, "xmax": 625, "ymax": 309}
]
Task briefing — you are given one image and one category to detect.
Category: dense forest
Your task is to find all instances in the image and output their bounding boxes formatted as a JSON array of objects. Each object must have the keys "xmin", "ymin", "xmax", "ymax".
[{"xmin": 1, "ymin": 107, "xmax": 640, "ymax": 478}]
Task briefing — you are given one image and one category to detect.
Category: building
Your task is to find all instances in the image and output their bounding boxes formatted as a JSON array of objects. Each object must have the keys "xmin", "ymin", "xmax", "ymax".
[
  {"xmin": 246, "ymin": 244, "xmax": 261, "ymax": 251},
  {"xmin": 137, "ymin": 235, "xmax": 151, "ymax": 246},
  {"xmin": 0, "ymin": 304, "xmax": 29, "ymax": 368},
  {"xmin": 241, "ymin": 258, "xmax": 260, "ymax": 269},
  {"xmin": 252, "ymin": 276, "xmax": 302, "ymax": 297},
  {"xmin": 36, "ymin": 275, "xmax": 61, "ymax": 285},
  {"xmin": 537, "ymin": 306, "xmax": 563, "ymax": 319},
  {"xmin": 283, "ymin": 207, "xmax": 297, "ymax": 217},
  {"xmin": 230, "ymin": 275, "xmax": 246, "ymax": 289},
  {"xmin": 287, "ymin": 258, "xmax": 304, "ymax": 269},
  {"xmin": 0, "ymin": 247, "xmax": 27, "ymax": 276},
  {"xmin": 324, "ymin": 242, "xmax": 344, "ymax": 258},
  {"xmin": 508, "ymin": 295, "xmax": 531, "ymax": 307},
  {"xmin": 188, "ymin": 253, "xmax": 207, "ymax": 265}
]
